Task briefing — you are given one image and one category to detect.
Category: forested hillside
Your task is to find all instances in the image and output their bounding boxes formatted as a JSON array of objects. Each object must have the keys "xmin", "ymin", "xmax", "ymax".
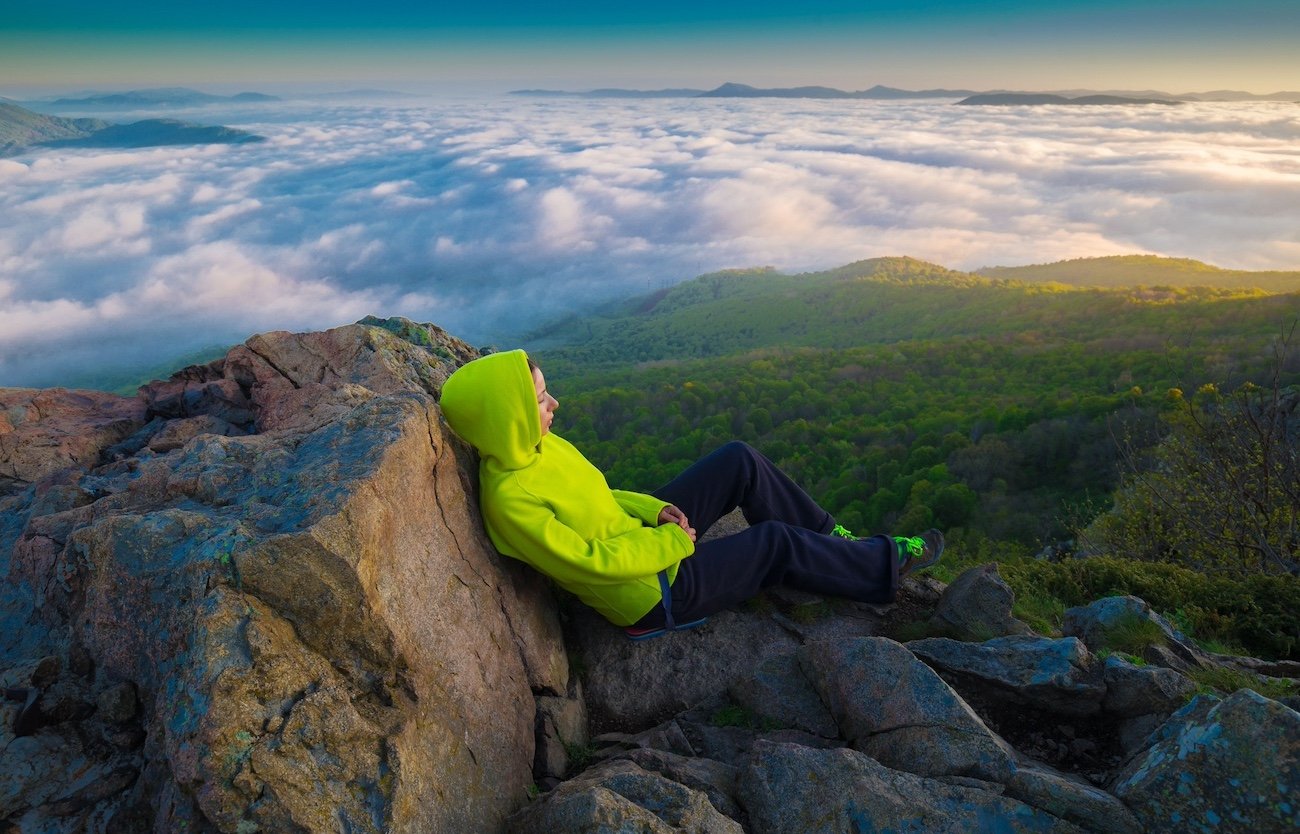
[
  {"xmin": 977, "ymin": 254, "xmax": 1300, "ymax": 292},
  {"xmin": 531, "ymin": 257, "xmax": 1300, "ymax": 556},
  {"xmin": 531, "ymin": 257, "xmax": 1292, "ymax": 374}
]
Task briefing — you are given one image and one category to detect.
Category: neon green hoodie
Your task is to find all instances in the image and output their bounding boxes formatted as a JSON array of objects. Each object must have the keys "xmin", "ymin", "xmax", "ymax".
[{"xmin": 439, "ymin": 350, "xmax": 694, "ymax": 626}]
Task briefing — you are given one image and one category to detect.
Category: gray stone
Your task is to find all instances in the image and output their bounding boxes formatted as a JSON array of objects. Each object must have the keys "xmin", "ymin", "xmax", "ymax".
[
  {"xmin": 738, "ymin": 740, "xmax": 1088, "ymax": 834},
  {"xmin": 726, "ymin": 651, "xmax": 838, "ymax": 738},
  {"xmin": 617, "ymin": 748, "xmax": 742, "ymax": 821},
  {"xmin": 145, "ymin": 414, "xmax": 243, "ymax": 453},
  {"xmin": 1117, "ymin": 713, "xmax": 1166, "ymax": 755},
  {"xmin": 510, "ymin": 759, "xmax": 743, "ymax": 833},
  {"xmin": 1101, "ymin": 655, "xmax": 1197, "ymax": 717},
  {"xmin": 1063, "ymin": 596, "xmax": 1203, "ymax": 669},
  {"xmin": 537, "ymin": 689, "xmax": 591, "ymax": 779},
  {"xmin": 508, "ymin": 787, "xmax": 676, "ymax": 834},
  {"xmin": 572, "ymin": 605, "xmax": 800, "ymax": 734},
  {"xmin": 1110, "ymin": 690, "xmax": 1300, "ymax": 833},
  {"xmin": 95, "ymin": 681, "xmax": 138, "ymax": 723},
  {"xmin": 908, "ymin": 635, "xmax": 1107, "ymax": 716},
  {"xmin": 1004, "ymin": 765, "xmax": 1142, "ymax": 834},
  {"xmin": 932, "ymin": 563, "xmax": 1035, "ymax": 640},
  {"xmin": 800, "ymin": 636, "xmax": 1017, "ymax": 781}
]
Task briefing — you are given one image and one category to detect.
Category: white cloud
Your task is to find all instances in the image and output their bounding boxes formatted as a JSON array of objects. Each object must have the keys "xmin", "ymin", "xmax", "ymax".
[{"xmin": 2, "ymin": 97, "xmax": 1299, "ymax": 387}]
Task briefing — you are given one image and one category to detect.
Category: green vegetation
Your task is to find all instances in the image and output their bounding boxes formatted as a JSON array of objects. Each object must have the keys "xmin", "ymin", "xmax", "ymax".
[
  {"xmin": 709, "ymin": 703, "xmax": 784, "ymax": 731},
  {"xmin": 1186, "ymin": 666, "xmax": 1299, "ymax": 701},
  {"xmin": 978, "ymin": 255, "xmax": 1300, "ymax": 293},
  {"xmin": 1085, "ymin": 370, "xmax": 1300, "ymax": 577},
  {"xmin": 537, "ymin": 260, "xmax": 1296, "ymax": 549},
  {"xmin": 530, "ymin": 256, "xmax": 1300, "ymax": 660},
  {"xmin": 1092, "ymin": 612, "xmax": 1168, "ymax": 655},
  {"xmin": 562, "ymin": 740, "xmax": 596, "ymax": 775}
]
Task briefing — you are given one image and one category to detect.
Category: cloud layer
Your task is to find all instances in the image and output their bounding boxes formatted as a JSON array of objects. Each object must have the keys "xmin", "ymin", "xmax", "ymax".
[{"xmin": 3, "ymin": 97, "xmax": 1299, "ymax": 387}]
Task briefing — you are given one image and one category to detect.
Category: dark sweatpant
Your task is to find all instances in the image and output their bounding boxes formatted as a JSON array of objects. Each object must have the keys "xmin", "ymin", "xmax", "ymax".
[{"xmin": 631, "ymin": 441, "xmax": 898, "ymax": 630}]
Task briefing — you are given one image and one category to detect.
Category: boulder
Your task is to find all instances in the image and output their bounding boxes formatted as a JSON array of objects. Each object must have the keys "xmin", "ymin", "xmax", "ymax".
[
  {"xmin": 1004, "ymin": 765, "xmax": 1143, "ymax": 834},
  {"xmin": 1063, "ymin": 596, "xmax": 1205, "ymax": 674},
  {"xmin": 931, "ymin": 563, "xmax": 1035, "ymax": 640},
  {"xmin": 738, "ymin": 740, "xmax": 1089, "ymax": 834},
  {"xmin": 1, "ymin": 318, "xmax": 568, "ymax": 833},
  {"xmin": 0, "ymin": 387, "xmax": 147, "ymax": 494},
  {"xmin": 800, "ymin": 636, "xmax": 1017, "ymax": 781},
  {"xmin": 726, "ymin": 651, "xmax": 838, "ymax": 738},
  {"xmin": 1110, "ymin": 689, "xmax": 1299, "ymax": 833},
  {"xmin": 536, "ymin": 685, "xmax": 591, "ymax": 781},
  {"xmin": 570, "ymin": 605, "xmax": 800, "ymax": 733},
  {"xmin": 908, "ymin": 635, "xmax": 1107, "ymax": 716},
  {"xmin": 508, "ymin": 758, "xmax": 742, "ymax": 834},
  {"xmin": 1101, "ymin": 655, "xmax": 1197, "ymax": 718}
]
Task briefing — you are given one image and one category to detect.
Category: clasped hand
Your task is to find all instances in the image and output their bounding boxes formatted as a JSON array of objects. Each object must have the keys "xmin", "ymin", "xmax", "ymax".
[{"xmin": 657, "ymin": 504, "xmax": 697, "ymax": 543}]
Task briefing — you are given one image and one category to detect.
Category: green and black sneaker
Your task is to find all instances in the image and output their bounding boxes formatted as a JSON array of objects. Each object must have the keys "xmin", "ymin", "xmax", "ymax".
[{"xmin": 894, "ymin": 529, "xmax": 944, "ymax": 578}]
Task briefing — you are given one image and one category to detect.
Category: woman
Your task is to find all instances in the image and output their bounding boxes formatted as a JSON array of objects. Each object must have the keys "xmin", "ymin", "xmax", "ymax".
[{"xmin": 439, "ymin": 349, "xmax": 942, "ymax": 640}]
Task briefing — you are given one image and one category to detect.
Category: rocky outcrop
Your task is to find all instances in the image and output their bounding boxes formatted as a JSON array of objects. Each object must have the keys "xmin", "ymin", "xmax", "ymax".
[
  {"xmin": 1111, "ymin": 689, "xmax": 1299, "ymax": 832},
  {"xmin": 5, "ymin": 319, "xmax": 1298, "ymax": 833},
  {"xmin": 1, "ymin": 318, "xmax": 572, "ymax": 832},
  {"xmin": 532, "ymin": 576, "xmax": 1297, "ymax": 833}
]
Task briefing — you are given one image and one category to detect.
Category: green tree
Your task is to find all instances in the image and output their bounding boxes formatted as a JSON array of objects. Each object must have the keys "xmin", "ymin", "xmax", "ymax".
[{"xmin": 1086, "ymin": 335, "xmax": 1300, "ymax": 575}]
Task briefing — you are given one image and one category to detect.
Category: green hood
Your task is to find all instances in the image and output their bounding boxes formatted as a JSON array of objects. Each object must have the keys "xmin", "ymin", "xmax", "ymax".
[{"xmin": 439, "ymin": 349, "xmax": 539, "ymax": 471}]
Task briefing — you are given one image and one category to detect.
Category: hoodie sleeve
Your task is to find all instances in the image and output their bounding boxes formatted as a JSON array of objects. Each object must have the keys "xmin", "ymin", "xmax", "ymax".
[
  {"xmin": 485, "ymin": 484, "xmax": 694, "ymax": 583},
  {"xmin": 610, "ymin": 489, "xmax": 670, "ymax": 526}
]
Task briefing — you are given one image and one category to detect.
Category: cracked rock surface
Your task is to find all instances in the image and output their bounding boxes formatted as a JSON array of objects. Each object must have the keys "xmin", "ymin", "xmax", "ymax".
[{"xmin": 2, "ymin": 318, "xmax": 569, "ymax": 832}]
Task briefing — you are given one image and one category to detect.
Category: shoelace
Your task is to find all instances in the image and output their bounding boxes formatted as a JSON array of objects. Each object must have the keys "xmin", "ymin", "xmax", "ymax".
[
  {"xmin": 830, "ymin": 524, "xmax": 859, "ymax": 540},
  {"xmin": 893, "ymin": 535, "xmax": 927, "ymax": 561}
]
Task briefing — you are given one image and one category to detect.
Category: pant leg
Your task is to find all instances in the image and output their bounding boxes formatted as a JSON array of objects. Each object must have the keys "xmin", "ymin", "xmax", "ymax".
[
  {"xmin": 634, "ymin": 521, "xmax": 899, "ymax": 628},
  {"xmin": 651, "ymin": 441, "xmax": 835, "ymax": 536}
]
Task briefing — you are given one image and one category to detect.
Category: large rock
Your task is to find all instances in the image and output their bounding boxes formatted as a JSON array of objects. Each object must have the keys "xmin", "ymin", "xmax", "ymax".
[
  {"xmin": 0, "ymin": 388, "xmax": 147, "ymax": 495},
  {"xmin": 931, "ymin": 563, "xmax": 1035, "ymax": 640},
  {"xmin": 727, "ymin": 651, "xmax": 838, "ymax": 739},
  {"xmin": 570, "ymin": 605, "xmax": 800, "ymax": 733},
  {"xmin": 800, "ymin": 636, "xmax": 1017, "ymax": 781},
  {"xmin": 1101, "ymin": 655, "xmax": 1197, "ymax": 718},
  {"xmin": 1, "ymin": 318, "xmax": 568, "ymax": 833},
  {"xmin": 908, "ymin": 635, "xmax": 1108, "ymax": 716},
  {"xmin": 1110, "ymin": 690, "xmax": 1300, "ymax": 833},
  {"xmin": 508, "ymin": 759, "xmax": 742, "ymax": 834},
  {"xmin": 1063, "ymin": 595, "xmax": 1204, "ymax": 673},
  {"xmin": 1004, "ymin": 765, "xmax": 1143, "ymax": 834},
  {"xmin": 738, "ymin": 740, "xmax": 1089, "ymax": 834}
]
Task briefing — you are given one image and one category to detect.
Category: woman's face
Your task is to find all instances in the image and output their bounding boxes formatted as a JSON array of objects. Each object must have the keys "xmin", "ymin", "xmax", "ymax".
[{"xmin": 532, "ymin": 366, "xmax": 558, "ymax": 436}]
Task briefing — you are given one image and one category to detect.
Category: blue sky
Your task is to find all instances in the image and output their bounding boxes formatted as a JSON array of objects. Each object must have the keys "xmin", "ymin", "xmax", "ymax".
[{"xmin": 4, "ymin": 0, "xmax": 1299, "ymax": 94}]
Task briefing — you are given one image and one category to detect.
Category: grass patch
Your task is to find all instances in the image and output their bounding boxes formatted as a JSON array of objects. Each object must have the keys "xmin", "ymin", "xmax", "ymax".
[
  {"xmin": 1011, "ymin": 589, "xmax": 1067, "ymax": 637},
  {"xmin": 1187, "ymin": 666, "xmax": 1300, "ymax": 701},
  {"xmin": 709, "ymin": 703, "xmax": 785, "ymax": 732},
  {"xmin": 1097, "ymin": 612, "xmax": 1168, "ymax": 655},
  {"xmin": 891, "ymin": 618, "xmax": 942, "ymax": 643},
  {"xmin": 563, "ymin": 740, "xmax": 596, "ymax": 776},
  {"xmin": 1096, "ymin": 649, "xmax": 1147, "ymax": 666},
  {"xmin": 789, "ymin": 600, "xmax": 834, "ymax": 624}
]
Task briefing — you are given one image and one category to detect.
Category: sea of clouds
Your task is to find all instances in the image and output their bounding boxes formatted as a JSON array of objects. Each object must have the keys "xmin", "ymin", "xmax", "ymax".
[{"xmin": 2, "ymin": 96, "xmax": 1299, "ymax": 387}]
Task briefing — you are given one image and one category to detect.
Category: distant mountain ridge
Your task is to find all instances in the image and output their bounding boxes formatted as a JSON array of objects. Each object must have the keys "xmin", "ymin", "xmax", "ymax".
[
  {"xmin": 0, "ymin": 102, "xmax": 109, "ymax": 156},
  {"xmin": 958, "ymin": 93, "xmax": 1181, "ymax": 106},
  {"xmin": 0, "ymin": 101, "xmax": 263, "ymax": 157},
  {"xmin": 33, "ymin": 87, "xmax": 279, "ymax": 109},
  {"xmin": 509, "ymin": 82, "xmax": 1300, "ymax": 102}
]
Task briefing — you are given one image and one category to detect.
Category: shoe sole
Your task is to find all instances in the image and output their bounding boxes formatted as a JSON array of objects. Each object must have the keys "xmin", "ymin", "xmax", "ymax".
[{"xmin": 625, "ymin": 617, "xmax": 709, "ymax": 641}]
